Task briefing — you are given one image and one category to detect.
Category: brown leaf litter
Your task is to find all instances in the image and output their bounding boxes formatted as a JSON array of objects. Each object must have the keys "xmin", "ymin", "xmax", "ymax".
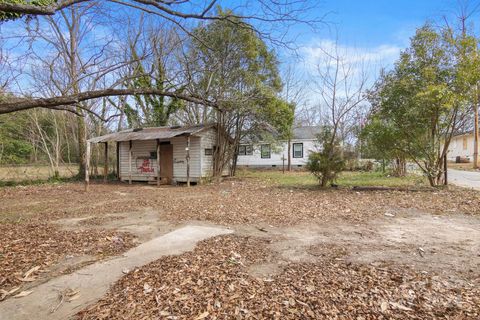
[
  {"xmin": 77, "ymin": 235, "xmax": 479, "ymax": 319},
  {"xmin": 0, "ymin": 222, "xmax": 135, "ymax": 295}
]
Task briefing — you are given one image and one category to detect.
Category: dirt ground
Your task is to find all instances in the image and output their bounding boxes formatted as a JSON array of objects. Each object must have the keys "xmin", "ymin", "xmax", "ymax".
[{"xmin": 1, "ymin": 177, "xmax": 479, "ymax": 318}]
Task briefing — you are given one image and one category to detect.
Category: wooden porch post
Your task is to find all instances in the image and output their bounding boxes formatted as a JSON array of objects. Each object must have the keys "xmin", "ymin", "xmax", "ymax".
[
  {"xmin": 116, "ymin": 142, "xmax": 120, "ymax": 181},
  {"xmin": 186, "ymin": 135, "xmax": 191, "ymax": 187},
  {"xmin": 156, "ymin": 139, "xmax": 161, "ymax": 187},
  {"xmin": 128, "ymin": 140, "xmax": 132, "ymax": 185},
  {"xmin": 85, "ymin": 141, "xmax": 91, "ymax": 192},
  {"xmin": 103, "ymin": 142, "xmax": 108, "ymax": 183}
]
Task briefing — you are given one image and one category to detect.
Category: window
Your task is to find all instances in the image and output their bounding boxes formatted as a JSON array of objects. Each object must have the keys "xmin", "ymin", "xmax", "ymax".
[
  {"xmin": 238, "ymin": 145, "xmax": 253, "ymax": 156},
  {"xmin": 205, "ymin": 148, "xmax": 213, "ymax": 155},
  {"xmin": 293, "ymin": 143, "xmax": 303, "ymax": 158},
  {"xmin": 261, "ymin": 144, "xmax": 271, "ymax": 158},
  {"xmin": 463, "ymin": 137, "xmax": 468, "ymax": 150},
  {"xmin": 150, "ymin": 151, "xmax": 157, "ymax": 159}
]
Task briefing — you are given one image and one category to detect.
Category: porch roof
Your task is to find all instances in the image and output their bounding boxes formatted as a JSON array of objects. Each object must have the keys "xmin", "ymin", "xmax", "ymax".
[{"xmin": 88, "ymin": 124, "xmax": 213, "ymax": 143}]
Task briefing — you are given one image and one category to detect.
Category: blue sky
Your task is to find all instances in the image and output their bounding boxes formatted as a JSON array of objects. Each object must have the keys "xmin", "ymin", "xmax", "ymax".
[
  {"xmin": 269, "ymin": 0, "xmax": 480, "ymax": 106},
  {"xmin": 314, "ymin": 0, "xmax": 454, "ymax": 47},
  {"xmin": 1, "ymin": 0, "xmax": 479, "ymax": 101}
]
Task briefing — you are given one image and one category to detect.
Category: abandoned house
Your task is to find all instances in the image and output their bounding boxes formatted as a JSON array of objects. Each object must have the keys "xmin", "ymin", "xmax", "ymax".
[{"xmin": 86, "ymin": 124, "xmax": 220, "ymax": 186}]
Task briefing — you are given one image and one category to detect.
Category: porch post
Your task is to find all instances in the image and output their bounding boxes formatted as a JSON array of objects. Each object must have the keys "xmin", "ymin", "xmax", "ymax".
[
  {"xmin": 85, "ymin": 141, "xmax": 91, "ymax": 192},
  {"xmin": 186, "ymin": 135, "xmax": 191, "ymax": 187},
  {"xmin": 103, "ymin": 142, "xmax": 108, "ymax": 183},
  {"xmin": 156, "ymin": 139, "xmax": 161, "ymax": 187},
  {"xmin": 128, "ymin": 140, "xmax": 132, "ymax": 185}
]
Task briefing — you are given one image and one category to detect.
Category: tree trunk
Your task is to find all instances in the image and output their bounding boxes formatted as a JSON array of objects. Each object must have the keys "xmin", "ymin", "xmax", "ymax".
[
  {"xmin": 77, "ymin": 108, "xmax": 86, "ymax": 179},
  {"xmin": 287, "ymin": 137, "xmax": 292, "ymax": 171},
  {"xmin": 474, "ymin": 100, "xmax": 478, "ymax": 169}
]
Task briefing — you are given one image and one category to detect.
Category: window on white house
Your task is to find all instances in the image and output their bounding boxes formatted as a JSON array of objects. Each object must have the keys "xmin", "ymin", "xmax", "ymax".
[
  {"xmin": 238, "ymin": 145, "xmax": 253, "ymax": 156},
  {"xmin": 463, "ymin": 137, "xmax": 468, "ymax": 150},
  {"xmin": 239, "ymin": 145, "xmax": 246, "ymax": 155},
  {"xmin": 261, "ymin": 144, "xmax": 271, "ymax": 158},
  {"xmin": 205, "ymin": 148, "xmax": 213, "ymax": 155},
  {"xmin": 293, "ymin": 143, "xmax": 303, "ymax": 158}
]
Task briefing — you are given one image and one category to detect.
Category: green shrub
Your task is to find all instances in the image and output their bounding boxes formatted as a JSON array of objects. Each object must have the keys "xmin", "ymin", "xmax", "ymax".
[{"xmin": 306, "ymin": 127, "xmax": 345, "ymax": 187}]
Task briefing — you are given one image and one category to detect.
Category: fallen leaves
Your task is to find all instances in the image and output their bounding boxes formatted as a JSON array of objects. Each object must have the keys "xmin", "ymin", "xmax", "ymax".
[
  {"xmin": 0, "ymin": 222, "xmax": 135, "ymax": 294},
  {"xmin": 77, "ymin": 235, "xmax": 480, "ymax": 319},
  {"xmin": 1, "ymin": 179, "xmax": 480, "ymax": 228},
  {"xmin": 13, "ymin": 290, "xmax": 33, "ymax": 298}
]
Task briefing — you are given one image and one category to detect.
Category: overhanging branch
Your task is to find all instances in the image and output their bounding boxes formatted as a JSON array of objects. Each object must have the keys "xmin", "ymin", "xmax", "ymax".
[{"xmin": 0, "ymin": 88, "xmax": 217, "ymax": 115}]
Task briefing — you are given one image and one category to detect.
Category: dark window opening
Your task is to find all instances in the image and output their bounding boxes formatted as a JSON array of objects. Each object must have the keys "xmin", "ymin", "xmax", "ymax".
[
  {"xmin": 261, "ymin": 144, "xmax": 271, "ymax": 159},
  {"xmin": 150, "ymin": 151, "xmax": 157, "ymax": 159},
  {"xmin": 293, "ymin": 143, "xmax": 304, "ymax": 158},
  {"xmin": 205, "ymin": 148, "xmax": 213, "ymax": 156},
  {"xmin": 238, "ymin": 144, "xmax": 253, "ymax": 156}
]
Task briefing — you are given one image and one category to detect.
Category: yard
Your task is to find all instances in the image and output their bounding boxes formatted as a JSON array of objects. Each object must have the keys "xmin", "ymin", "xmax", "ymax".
[{"xmin": 0, "ymin": 170, "xmax": 479, "ymax": 319}]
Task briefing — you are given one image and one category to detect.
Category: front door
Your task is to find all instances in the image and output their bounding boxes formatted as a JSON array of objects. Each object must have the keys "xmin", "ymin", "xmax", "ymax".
[{"xmin": 160, "ymin": 143, "xmax": 173, "ymax": 183}]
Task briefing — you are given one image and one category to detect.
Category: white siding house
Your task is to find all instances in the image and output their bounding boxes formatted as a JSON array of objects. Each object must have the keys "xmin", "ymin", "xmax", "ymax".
[
  {"xmin": 236, "ymin": 126, "xmax": 320, "ymax": 168},
  {"xmin": 447, "ymin": 132, "xmax": 478, "ymax": 162},
  {"xmin": 88, "ymin": 125, "xmax": 218, "ymax": 184}
]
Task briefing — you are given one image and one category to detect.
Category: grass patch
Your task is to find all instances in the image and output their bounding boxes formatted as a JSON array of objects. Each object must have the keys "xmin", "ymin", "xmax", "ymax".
[
  {"xmin": 0, "ymin": 176, "xmax": 79, "ymax": 188},
  {"xmin": 237, "ymin": 169, "xmax": 427, "ymax": 189},
  {"xmin": 337, "ymin": 171, "xmax": 427, "ymax": 188}
]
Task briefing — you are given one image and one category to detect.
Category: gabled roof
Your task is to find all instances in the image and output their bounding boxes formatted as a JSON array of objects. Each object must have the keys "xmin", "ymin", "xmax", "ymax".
[
  {"xmin": 292, "ymin": 126, "xmax": 321, "ymax": 140},
  {"xmin": 88, "ymin": 124, "xmax": 213, "ymax": 143}
]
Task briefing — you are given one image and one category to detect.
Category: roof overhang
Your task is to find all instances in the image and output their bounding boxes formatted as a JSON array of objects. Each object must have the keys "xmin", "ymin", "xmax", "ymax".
[{"xmin": 88, "ymin": 124, "xmax": 214, "ymax": 143}]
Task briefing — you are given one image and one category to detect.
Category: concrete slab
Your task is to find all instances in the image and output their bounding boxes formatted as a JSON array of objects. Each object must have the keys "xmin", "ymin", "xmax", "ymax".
[{"xmin": 0, "ymin": 225, "xmax": 232, "ymax": 320}]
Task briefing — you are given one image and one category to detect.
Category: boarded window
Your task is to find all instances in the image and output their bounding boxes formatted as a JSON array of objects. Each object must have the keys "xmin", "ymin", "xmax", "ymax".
[
  {"xmin": 261, "ymin": 144, "xmax": 271, "ymax": 159},
  {"xmin": 205, "ymin": 148, "xmax": 213, "ymax": 155},
  {"xmin": 293, "ymin": 143, "xmax": 303, "ymax": 158},
  {"xmin": 463, "ymin": 137, "xmax": 468, "ymax": 150},
  {"xmin": 238, "ymin": 145, "xmax": 253, "ymax": 156}
]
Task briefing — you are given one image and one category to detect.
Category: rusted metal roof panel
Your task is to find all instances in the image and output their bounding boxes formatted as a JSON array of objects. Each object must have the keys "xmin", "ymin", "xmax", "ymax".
[{"xmin": 88, "ymin": 124, "xmax": 213, "ymax": 143}]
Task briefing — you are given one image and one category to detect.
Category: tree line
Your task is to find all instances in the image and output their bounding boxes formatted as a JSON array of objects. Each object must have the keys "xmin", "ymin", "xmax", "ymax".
[{"xmin": 0, "ymin": 1, "xmax": 318, "ymax": 179}]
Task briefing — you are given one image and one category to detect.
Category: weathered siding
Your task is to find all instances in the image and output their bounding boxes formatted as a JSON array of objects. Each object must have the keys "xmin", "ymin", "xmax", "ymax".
[
  {"xmin": 171, "ymin": 136, "xmax": 202, "ymax": 182},
  {"xmin": 119, "ymin": 140, "xmax": 158, "ymax": 181},
  {"xmin": 198, "ymin": 129, "xmax": 217, "ymax": 177},
  {"xmin": 236, "ymin": 140, "xmax": 318, "ymax": 167},
  {"xmin": 118, "ymin": 137, "xmax": 203, "ymax": 182}
]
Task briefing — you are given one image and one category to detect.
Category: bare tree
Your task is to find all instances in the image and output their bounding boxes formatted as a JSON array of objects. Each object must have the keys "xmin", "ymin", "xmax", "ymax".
[
  {"xmin": 0, "ymin": 0, "xmax": 325, "ymax": 116},
  {"xmin": 311, "ymin": 39, "xmax": 369, "ymax": 149},
  {"xmin": 281, "ymin": 64, "xmax": 306, "ymax": 171}
]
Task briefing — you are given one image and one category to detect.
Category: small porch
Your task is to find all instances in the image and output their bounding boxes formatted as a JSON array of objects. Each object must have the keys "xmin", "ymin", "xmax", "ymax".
[{"xmin": 85, "ymin": 125, "xmax": 212, "ymax": 191}]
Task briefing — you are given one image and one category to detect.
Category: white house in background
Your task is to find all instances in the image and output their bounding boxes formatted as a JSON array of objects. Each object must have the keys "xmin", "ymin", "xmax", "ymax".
[
  {"xmin": 236, "ymin": 126, "xmax": 320, "ymax": 168},
  {"xmin": 88, "ymin": 124, "xmax": 221, "ymax": 184},
  {"xmin": 448, "ymin": 131, "xmax": 478, "ymax": 162}
]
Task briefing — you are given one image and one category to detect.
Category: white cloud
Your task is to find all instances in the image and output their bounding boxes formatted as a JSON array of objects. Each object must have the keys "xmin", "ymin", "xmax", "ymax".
[{"xmin": 301, "ymin": 39, "xmax": 402, "ymax": 73}]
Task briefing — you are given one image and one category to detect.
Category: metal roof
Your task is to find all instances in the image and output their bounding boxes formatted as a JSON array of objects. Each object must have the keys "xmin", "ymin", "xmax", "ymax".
[{"xmin": 88, "ymin": 124, "xmax": 213, "ymax": 143}]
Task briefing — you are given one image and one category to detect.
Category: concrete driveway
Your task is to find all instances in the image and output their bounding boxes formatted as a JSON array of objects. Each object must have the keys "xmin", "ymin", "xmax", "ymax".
[{"xmin": 448, "ymin": 169, "xmax": 480, "ymax": 190}]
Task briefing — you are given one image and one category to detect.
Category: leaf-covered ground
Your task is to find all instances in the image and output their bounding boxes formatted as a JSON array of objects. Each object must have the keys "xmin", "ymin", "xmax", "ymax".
[
  {"xmin": 1, "ymin": 172, "xmax": 479, "ymax": 316},
  {"xmin": 0, "ymin": 223, "xmax": 135, "ymax": 298},
  {"xmin": 77, "ymin": 235, "xmax": 480, "ymax": 319},
  {"xmin": 1, "ymin": 178, "xmax": 479, "ymax": 226}
]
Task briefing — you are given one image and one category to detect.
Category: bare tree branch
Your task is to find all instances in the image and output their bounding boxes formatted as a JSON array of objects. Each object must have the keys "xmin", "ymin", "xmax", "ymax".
[{"xmin": 0, "ymin": 88, "xmax": 217, "ymax": 114}]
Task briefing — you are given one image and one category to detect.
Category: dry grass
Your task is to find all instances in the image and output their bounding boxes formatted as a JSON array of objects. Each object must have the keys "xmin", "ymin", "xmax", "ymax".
[{"xmin": 0, "ymin": 164, "xmax": 77, "ymax": 182}]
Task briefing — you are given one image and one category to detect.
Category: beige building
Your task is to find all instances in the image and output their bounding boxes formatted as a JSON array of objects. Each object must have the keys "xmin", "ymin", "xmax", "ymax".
[
  {"xmin": 448, "ymin": 131, "xmax": 479, "ymax": 162},
  {"xmin": 88, "ymin": 124, "xmax": 220, "ymax": 184}
]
